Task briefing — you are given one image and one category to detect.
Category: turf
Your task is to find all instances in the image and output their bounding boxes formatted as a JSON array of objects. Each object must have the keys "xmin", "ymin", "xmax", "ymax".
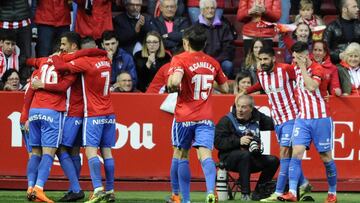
[{"xmin": 0, "ymin": 190, "xmax": 359, "ymax": 202}]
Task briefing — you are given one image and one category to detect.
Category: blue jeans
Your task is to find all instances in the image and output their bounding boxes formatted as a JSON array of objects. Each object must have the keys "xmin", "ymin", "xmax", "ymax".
[
  {"xmin": 188, "ymin": 7, "xmax": 223, "ymax": 24},
  {"xmin": 36, "ymin": 24, "xmax": 69, "ymax": 57},
  {"xmin": 221, "ymin": 60, "xmax": 233, "ymax": 79},
  {"xmin": 278, "ymin": 0, "xmax": 291, "ymax": 49}
]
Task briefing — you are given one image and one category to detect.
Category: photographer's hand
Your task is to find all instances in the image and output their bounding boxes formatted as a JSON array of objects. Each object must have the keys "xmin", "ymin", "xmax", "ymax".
[{"xmin": 240, "ymin": 136, "xmax": 253, "ymax": 145}]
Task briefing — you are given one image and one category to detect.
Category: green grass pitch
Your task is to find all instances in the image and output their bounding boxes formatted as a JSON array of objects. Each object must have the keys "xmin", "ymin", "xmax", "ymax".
[{"xmin": 0, "ymin": 190, "xmax": 359, "ymax": 202}]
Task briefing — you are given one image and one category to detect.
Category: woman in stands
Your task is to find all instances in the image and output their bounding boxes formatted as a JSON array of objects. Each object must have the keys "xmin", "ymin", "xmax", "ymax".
[
  {"xmin": 134, "ymin": 31, "xmax": 171, "ymax": 92},
  {"xmin": 233, "ymin": 70, "xmax": 254, "ymax": 95},
  {"xmin": 1, "ymin": 69, "xmax": 23, "ymax": 91},
  {"xmin": 310, "ymin": 40, "xmax": 342, "ymax": 96},
  {"xmin": 337, "ymin": 42, "xmax": 360, "ymax": 96},
  {"xmin": 243, "ymin": 38, "xmax": 264, "ymax": 83}
]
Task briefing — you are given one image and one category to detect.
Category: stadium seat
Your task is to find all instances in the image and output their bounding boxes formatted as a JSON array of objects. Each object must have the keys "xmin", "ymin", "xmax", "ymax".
[
  {"xmin": 323, "ymin": 15, "xmax": 338, "ymax": 25},
  {"xmin": 321, "ymin": 0, "xmax": 338, "ymax": 15}
]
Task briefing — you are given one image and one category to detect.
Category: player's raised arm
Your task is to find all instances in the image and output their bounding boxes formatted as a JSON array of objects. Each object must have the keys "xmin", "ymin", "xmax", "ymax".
[{"xmin": 31, "ymin": 73, "xmax": 77, "ymax": 92}]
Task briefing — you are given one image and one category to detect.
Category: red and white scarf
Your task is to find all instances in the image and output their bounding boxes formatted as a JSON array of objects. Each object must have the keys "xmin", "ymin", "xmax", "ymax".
[{"xmin": 0, "ymin": 47, "xmax": 20, "ymax": 78}]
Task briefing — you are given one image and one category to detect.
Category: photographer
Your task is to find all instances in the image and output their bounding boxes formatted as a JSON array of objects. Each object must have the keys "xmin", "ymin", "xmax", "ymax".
[{"xmin": 214, "ymin": 95, "xmax": 279, "ymax": 201}]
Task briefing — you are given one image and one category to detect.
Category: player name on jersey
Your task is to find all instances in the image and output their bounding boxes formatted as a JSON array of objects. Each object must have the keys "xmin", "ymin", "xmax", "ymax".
[
  {"xmin": 189, "ymin": 62, "xmax": 215, "ymax": 72},
  {"xmin": 95, "ymin": 61, "xmax": 111, "ymax": 69}
]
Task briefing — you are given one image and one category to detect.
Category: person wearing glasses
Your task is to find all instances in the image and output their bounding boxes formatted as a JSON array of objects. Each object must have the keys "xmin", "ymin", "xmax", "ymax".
[
  {"xmin": 151, "ymin": 0, "xmax": 190, "ymax": 54},
  {"xmin": 0, "ymin": 69, "xmax": 23, "ymax": 91},
  {"xmin": 113, "ymin": 0, "xmax": 153, "ymax": 54},
  {"xmin": 134, "ymin": 31, "xmax": 171, "ymax": 92}
]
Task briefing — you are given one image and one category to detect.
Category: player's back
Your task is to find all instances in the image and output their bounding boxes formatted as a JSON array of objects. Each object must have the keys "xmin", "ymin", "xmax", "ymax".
[
  {"xmin": 30, "ymin": 58, "xmax": 68, "ymax": 112},
  {"xmin": 66, "ymin": 75, "xmax": 84, "ymax": 117},
  {"xmin": 173, "ymin": 51, "xmax": 226, "ymax": 122},
  {"xmin": 72, "ymin": 55, "xmax": 114, "ymax": 117}
]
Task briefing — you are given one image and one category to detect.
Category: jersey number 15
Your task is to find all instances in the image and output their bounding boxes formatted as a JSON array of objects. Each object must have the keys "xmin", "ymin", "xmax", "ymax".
[{"xmin": 192, "ymin": 74, "xmax": 213, "ymax": 100}]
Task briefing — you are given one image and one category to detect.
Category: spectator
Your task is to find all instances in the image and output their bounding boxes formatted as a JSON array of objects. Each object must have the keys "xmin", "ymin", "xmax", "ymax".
[
  {"xmin": 196, "ymin": 0, "xmax": 235, "ymax": 78},
  {"xmin": 0, "ymin": 33, "xmax": 19, "ymax": 79},
  {"xmin": 74, "ymin": 0, "xmax": 113, "ymax": 41},
  {"xmin": 113, "ymin": 0, "xmax": 153, "ymax": 54},
  {"xmin": 294, "ymin": 0, "xmax": 325, "ymax": 41},
  {"xmin": 111, "ymin": 71, "xmax": 139, "ymax": 92},
  {"xmin": 151, "ymin": 0, "xmax": 190, "ymax": 54},
  {"xmin": 214, "ymin": 95, "xmax": 279, "ymax": 201},
  {"xmin": 310, "ymin": 40, "xmax": 342, "ymax": 96},
  {"xmin": 323, "ymin": 0, "xmax": 360, "ymax": 64},
  {"xmin": 34, "ymin": 0, "xmax": 71, "ymax": 57},
  {"xmin": 281, "ymin": 22, "xmax": 313, "ymax": 63},
  {"xmin": 0, "ymin": 69, "xmax": 23, "ymax": 91},
  {"xmin": 243, "ymin": 38, "xmax": 264, "ymax": 83},
  {"xmin": 237, "ymin": 0, "xmax": 281, "ymax": 55},
  {"xmin": 337, "ymin": 42, "xmax": 360, "ymax": 95},
  {"xmin": 146, "ymin": 62, "xmax": 170, "ymax": 93},
  {"xmin": 147, "ymin": 0, "xmax": 185, "ymax": 17},
  {"xmin": 187, "ymin": 0, "xmax": 224, "ymax": 24},
  {"xmin": 0, "ymin": 0, "xmax": 32, "ymax": 84},
  {"xmin": 291, "ymin": 0, "xmax": 322, "ymax": 16},
  {"xmin": 101, "ymin": 30, "xmax": 138, "ymax": 85},
  {"xmin": 134, "ymin": 31, "xmax": 171, "ymax": 92},
  {"xmin": 233, "ymin": 70, "xmax": 254, "ymax": 95}
]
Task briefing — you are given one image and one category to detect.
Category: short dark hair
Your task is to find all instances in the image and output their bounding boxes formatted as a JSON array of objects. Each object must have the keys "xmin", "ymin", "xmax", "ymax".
[
  {"xmin": 235, "ymin": 70, "xmax": 254, "ymax": 85},
  {"xmin": 291, "ymin": 41, "xmax": 309, "ymax": 53},
  {"xmin": 101, "ymin": 30, "xmax": 118, "ymax": 42},
  {"xmin": 183, "ymin": 24, "xmax": 207, "ymax": 51},
  {"xmin": 258, "ymin": 46, "xmax": 275, "ymax": 57},
  {"xmin": 1, "ymin": 31, "xmax": 16, "ymax": 43},
  {"xmin": 61, "ymin": 31, "xmax": 81, "ymax": 49}
]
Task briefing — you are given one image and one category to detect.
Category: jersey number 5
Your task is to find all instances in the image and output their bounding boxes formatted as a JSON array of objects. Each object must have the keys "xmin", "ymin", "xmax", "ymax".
[{"xmin": 192, "ymin": 74, "xmax": 214, "ymax": 100}]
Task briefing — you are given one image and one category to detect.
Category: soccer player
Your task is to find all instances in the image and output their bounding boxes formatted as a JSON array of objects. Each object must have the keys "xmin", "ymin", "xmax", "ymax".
[
  {"xmin": 167, "ymin": 24, "xmax": 229, "ymax": 203},
  {"xmin": 51, "ymin": 39, "xmax": 116, "ymax": 203},
  {"xmin": 241, "ymin": 46, "xmax": 311, "ymax": 202},
  {"xmin": 30, "ymin": 32, "xmax": 86, "ymax": 202},
  {"xmin": 278, "ymin": 42, "xmax": 337, "ymax": 203},
  {"xmin": 26, "ymin": 53, "xmax": 79, "ymax": 203}
]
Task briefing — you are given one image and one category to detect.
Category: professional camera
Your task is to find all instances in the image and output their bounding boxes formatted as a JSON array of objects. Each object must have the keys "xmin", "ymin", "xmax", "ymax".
[
  {"xmin": 245, "ymin": 130, "xmax": 262, "ymax": 155},
  {"xmin": 249, "ymin": 140, "xmax": 261, "ymax": 154}
]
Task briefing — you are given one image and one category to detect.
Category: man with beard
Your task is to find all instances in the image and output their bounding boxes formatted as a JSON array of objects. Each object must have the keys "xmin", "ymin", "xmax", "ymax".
[{"xmin": 240, "ymin": 46, "xmax": 312, "ymax": 202}]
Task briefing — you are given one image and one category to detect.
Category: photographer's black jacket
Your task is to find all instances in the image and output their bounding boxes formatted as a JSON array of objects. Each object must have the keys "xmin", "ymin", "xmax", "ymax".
[{"xmin": 214, "ymin": 105, "xmax": 274, "ymax": 161}]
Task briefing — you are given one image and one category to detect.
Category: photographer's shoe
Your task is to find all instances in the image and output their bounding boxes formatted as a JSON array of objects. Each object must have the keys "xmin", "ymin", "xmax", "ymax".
[
  {"xmin": 241, "ymin": 193, "xmax": 251, "ymax": 201},
  {"xmin": 260, "ymin": 193, "xmax": 279, "ymax": 202},
  {"xmin": 58, "ymin": 190, "xmax": 85, "ymax": 202}
]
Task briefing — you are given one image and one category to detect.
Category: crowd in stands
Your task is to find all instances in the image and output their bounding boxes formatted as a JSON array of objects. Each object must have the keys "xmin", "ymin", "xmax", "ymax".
[{"xmin": 0, "ymin": 0, "xmax": 359, "ymax": 96}]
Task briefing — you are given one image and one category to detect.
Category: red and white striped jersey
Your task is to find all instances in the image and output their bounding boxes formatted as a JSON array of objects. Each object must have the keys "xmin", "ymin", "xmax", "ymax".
[
  {"xmin": 255, "ymin": 63, "xmax": 299, "ymax": 125},
  {"xmin": 294, "ymin": 62, "xmax": 330, "ymax": 119}
]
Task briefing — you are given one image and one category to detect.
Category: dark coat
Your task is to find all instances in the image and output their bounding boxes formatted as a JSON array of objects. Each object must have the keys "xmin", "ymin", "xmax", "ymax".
[
  {"xmin": 323, "ymin": 18, "xmax": 360, "ymax": 64},
  {"xmin": 0, "ymin": 0, "xmax": 31, "ymax": 21},
  {"xmin": 113, "ymin": 13, "xmax": 153, "ymax": 54},
  {"xmin": 151, "ymin": 15, "xmax": 190, "ymax": 54},
  {"xmin": 134, "ymin": 51, "xmax": 171, "ymax": 92},
  {"xmin": 215, "ymin": 105, "xmax": 274, "ymax": 161},
  {"xmin": 196, "ymin": 17, "xmax": 235, "ymax": 62}
]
